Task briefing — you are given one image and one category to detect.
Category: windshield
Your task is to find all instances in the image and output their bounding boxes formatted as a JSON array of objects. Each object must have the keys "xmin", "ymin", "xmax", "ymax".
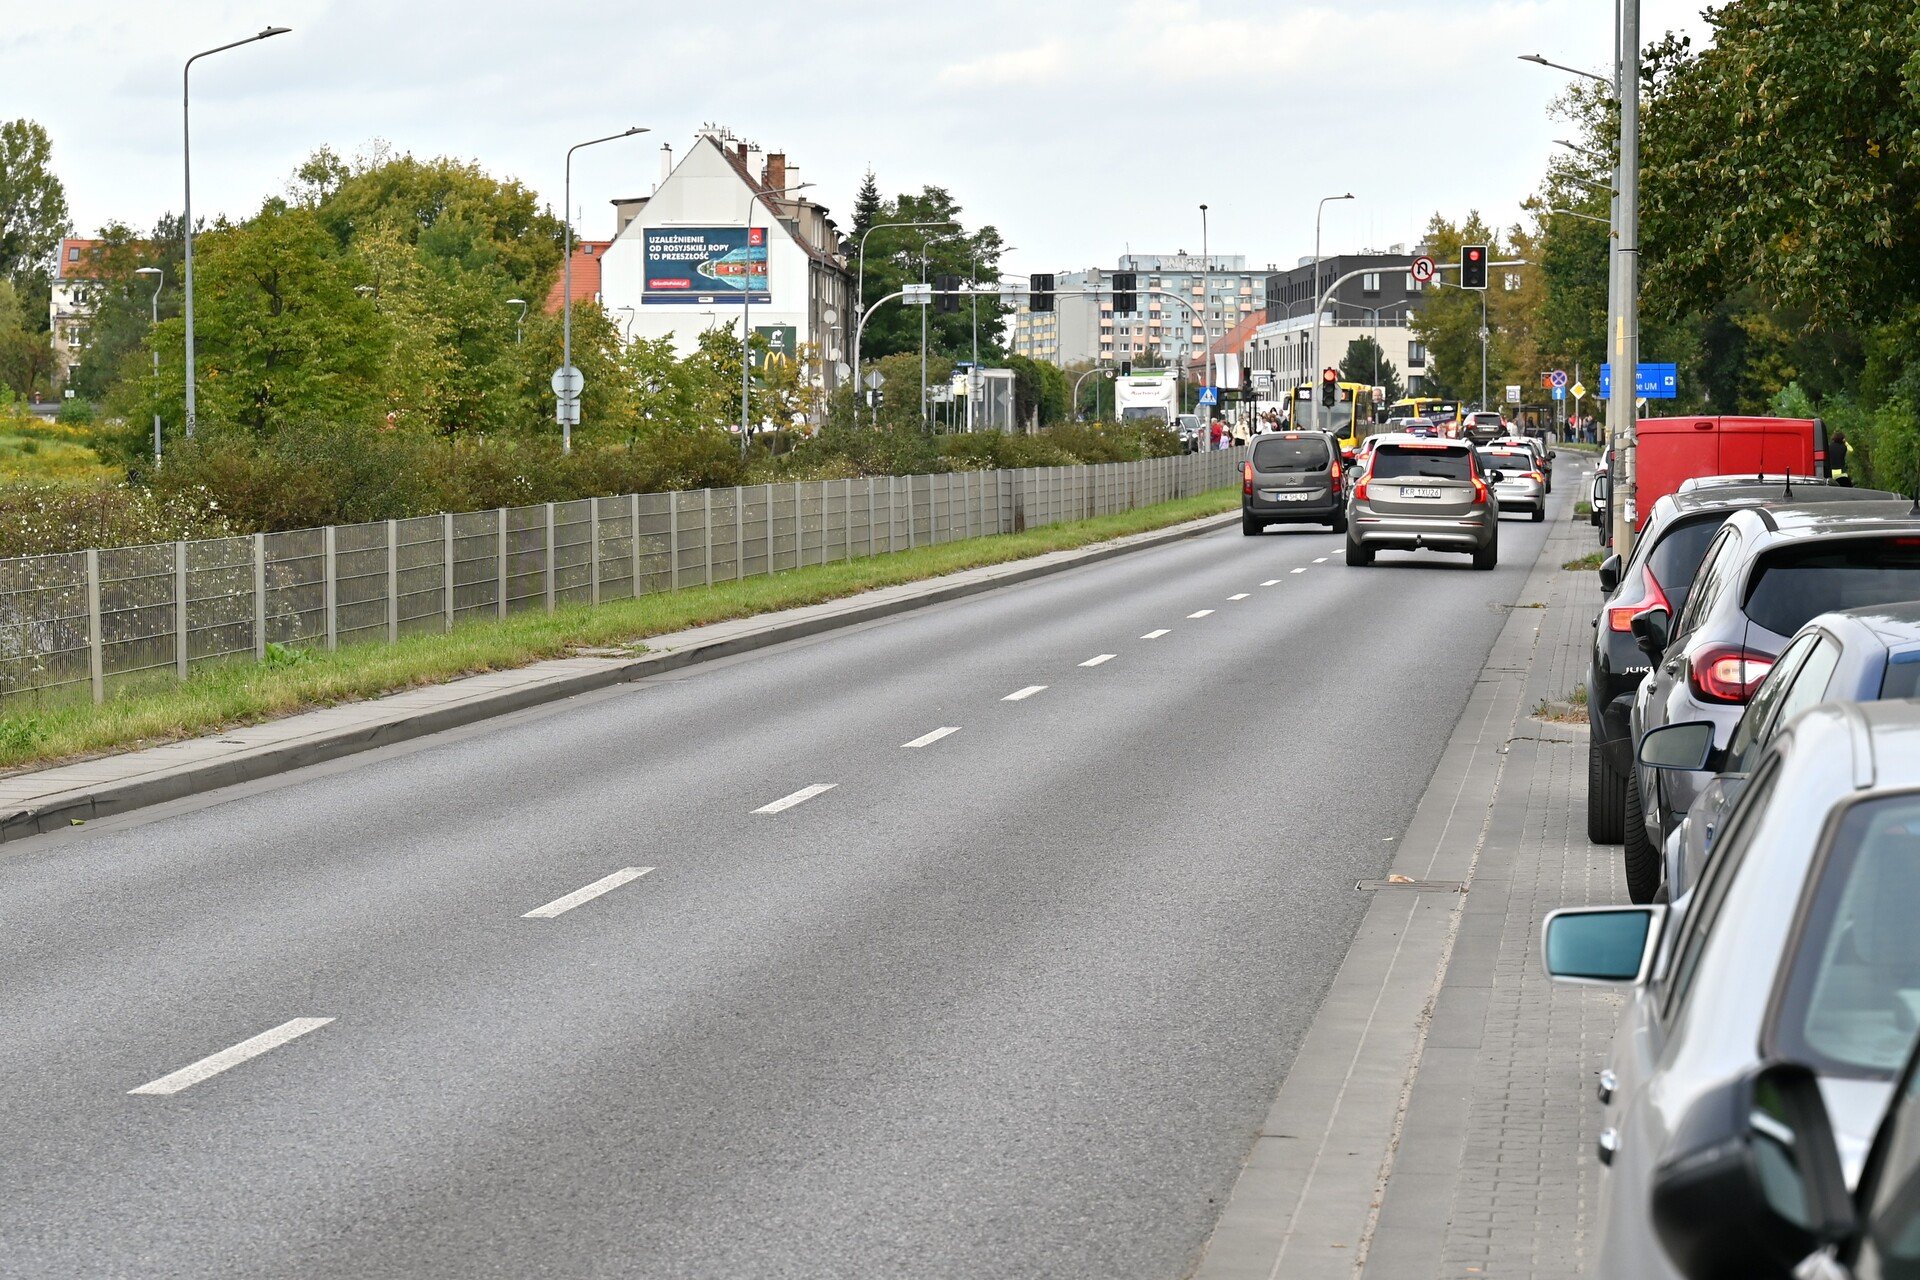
[
  {"xmin": 1745, "ymin": 537, "xmax": 1920, "ymax": 637},
  {"xmin": 1646, "ymin": 514, "xmax": 1733, "ymax": 619},
  {"xmin": 1372, "ymin": 447, "xmax": 1473, "ymax": 481},
  {"xmin": 1119, "ymin": 407, "xmax": 1168, "ymax": 422},
  {"xmin": 1251, "ymin": 436, "xmax": 1330, "ymax": 472},
  {"xmin": 1772, "ymin": 790, "xmax": 1920, "ymax": 1076},
  {"xmin": 1884, "ymin": 657, "xmax": 1920, "ymax": 699}
]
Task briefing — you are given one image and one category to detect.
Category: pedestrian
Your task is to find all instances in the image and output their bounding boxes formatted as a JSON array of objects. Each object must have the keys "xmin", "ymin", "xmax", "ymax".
[{"xmin": 1210, "ymin": 420, "xmax": 1225, "ymax": 451}]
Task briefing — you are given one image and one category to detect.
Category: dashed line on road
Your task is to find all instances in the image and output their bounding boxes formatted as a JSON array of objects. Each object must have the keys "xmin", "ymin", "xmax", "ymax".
[
  {"xmin": 1080, "ymin": 654, "xmax": 1116, "ymax": 667},
  {"xmin": 1141, "ymin": 629, "xmax": 1170, "ymax": 639},
  {"xmin": 1003, "ymin": 685, "xmax": 1048, "ymax": 702},
  {"xmin": 1314, "ymin": 557, "xmax": 1329, "ymax": 564},
  {"xmin": 754, "ymin": 783, "xmax": 839, "ymax": 813},
  {"xmin": 1291, "ymin": 567, "xmax": 1308, "ymax": 574},
  {"xmin": 1188, "ymin": 609, "xmax": 1215, "ymax": 618},
  {"xmin": 128, "ymin": 1017, "xmax": 334, "ymax": 1097},
  {"xmin": 902, "ymin": 726, "xmax": 960, "ymax": 749},
  {"xmin": 1228, "ymin": 593, "xmax": 1250, "ymax": 600},
  {"xmin": 1262, "ymin": 579, "xmax": 1281, "ymax": 586},
  {"xmin": 522, "ymin": 867, "xmax": 655, "ymax": 919}
]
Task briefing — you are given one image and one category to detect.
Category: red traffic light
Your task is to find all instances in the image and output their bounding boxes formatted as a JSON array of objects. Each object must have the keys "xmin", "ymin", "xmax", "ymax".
[
  {"xmin": 1322, "ymin": 367, "xmax": 1339, "ymax": 383},
  {"xmin": 1468, "ymin": 248, "xmax": 1483, "ymax": 261}
]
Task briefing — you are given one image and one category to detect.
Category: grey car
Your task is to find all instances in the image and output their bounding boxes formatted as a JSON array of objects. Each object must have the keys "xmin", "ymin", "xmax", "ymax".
[
  {"xmin": 1542, "ymin": 698, "xmax": 1920, "ymax": 1280},
  {"xmin": 1625, "ymin": 500, "xmax": 1920, "ymax": 897},
  {"xmin": 1638, "ymin": 599, "xmax": 1920, "ymax": 902},
  {"xmin": 1345, "ymin": 435, "xmax": 1499, "ymax": 569},
  {"xmin": 1478, "ymin": 444, "xmax": 1545, "ymax": 522},
  {"xmin": 1242, "ymin": 430, "xmax": 1345, "ymax": 534}
]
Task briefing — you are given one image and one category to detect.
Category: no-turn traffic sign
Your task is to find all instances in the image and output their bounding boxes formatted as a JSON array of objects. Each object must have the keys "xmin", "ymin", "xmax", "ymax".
[{"xmin": 1411, "ymin": 256, "xmax": 1436, "ymax": 283}]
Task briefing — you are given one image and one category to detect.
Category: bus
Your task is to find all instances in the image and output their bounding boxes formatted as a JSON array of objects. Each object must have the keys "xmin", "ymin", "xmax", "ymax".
[
  {"xmin": 1387, "ymin": 397, "xmax": 1463, "ymax": 432},
  {"xmin": 1292, "ymin": 382, "xmax": 1378, "ymax": 450}
]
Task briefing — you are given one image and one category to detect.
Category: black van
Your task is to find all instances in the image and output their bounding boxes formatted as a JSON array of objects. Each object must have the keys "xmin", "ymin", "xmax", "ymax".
[{"xmin": 1242, "ymin": 431, "xmax": 1345, "ymax": 535}]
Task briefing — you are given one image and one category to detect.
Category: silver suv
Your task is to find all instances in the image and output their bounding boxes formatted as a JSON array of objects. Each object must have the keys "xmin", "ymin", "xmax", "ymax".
[
  {"xmin": 1625, "ymin": 499, "xmax": 1920, "ymax": 887},
  {"xmin": 1345, "ymin": 435, "xmax": 1500, "ymax": 569}
]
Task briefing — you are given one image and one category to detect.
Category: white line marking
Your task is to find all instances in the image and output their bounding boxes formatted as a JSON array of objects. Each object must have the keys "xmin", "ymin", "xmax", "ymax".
[
  {"xmin": 902, "ymin": 726, "xmax": 960, "ymax": 749},
  {"xmin": 1262, "ymin": 579, "xmax": 1281, "ymax": 586},
  {"xmin": 129, "ymin": 1018, "xmax": 333, "ymax": 1096},
  {"xmin": 1080, "ymin": 654, "xmax": 1116, "ymax": 667},
  {"xmin": 522, "ymin": 867, "xmax": 654, "ymax": 919},
  {"xmin": 1003, "ymin": 685, "xmax": 1048, "ymax": 701},
  {"xmin": 1314, "ymin": 556, "xmax": 1329, "ymax": 564},
  {"xmin": 1228, "ymin": 593, "xmax": 1250, "ymax": 600},
  {"xmin": 754, "ymin": 783, "xmax": 838, "ymax": 813},
  {"xmin": 1188, "ymin": 609, "xmax": 1214, "ymax": 618},
  {"xmin": 1290, "ymin": 567, "xmax": 1308, "ymax": 574},
  {"xmin": 1141, "ymin": 629, "xmax": 1170, "ymax": 639}
]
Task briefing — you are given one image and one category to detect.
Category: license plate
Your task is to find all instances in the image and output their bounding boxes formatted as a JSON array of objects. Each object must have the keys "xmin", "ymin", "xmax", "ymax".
[
  {"xmin": 1403, "ymin": 486, "xmax": 1443, "ymax": 499},
  {"xmin": 1266, "ymin": 490, "xmax": 1315, "ymax": 502}
]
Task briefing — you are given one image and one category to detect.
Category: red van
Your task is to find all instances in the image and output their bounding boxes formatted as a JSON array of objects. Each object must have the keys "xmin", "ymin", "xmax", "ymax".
[{"xmin": 1627, "ymin": 416, "xmax": 1831, "ymax": 527}]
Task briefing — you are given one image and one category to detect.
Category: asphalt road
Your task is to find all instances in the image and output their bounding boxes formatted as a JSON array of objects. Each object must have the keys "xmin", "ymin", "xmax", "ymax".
[{"xmin": 0, "ymin": 482, "xmax": 1569, "ymax": 1279}]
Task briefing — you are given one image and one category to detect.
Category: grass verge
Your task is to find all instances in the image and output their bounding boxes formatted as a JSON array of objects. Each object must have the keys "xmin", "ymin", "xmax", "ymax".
[
  {"xmin": 0, "ymin": 488, "xmax": 1236, "ymax": 773},
  {"xmin": 1563, "ymin": 550, "xmax": 1605, "ymax": 571}
]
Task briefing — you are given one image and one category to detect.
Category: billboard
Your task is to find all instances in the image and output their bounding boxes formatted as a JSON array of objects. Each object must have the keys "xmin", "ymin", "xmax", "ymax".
[{"xmin": 643, "ymin": 227, "xmax": 768, "ymax": 303}]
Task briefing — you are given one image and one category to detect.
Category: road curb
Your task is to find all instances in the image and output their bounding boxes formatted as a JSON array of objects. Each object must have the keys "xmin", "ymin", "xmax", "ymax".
[{"xmin": 0, "ymin": 508, "xmax": 1235, "ymax": 844}]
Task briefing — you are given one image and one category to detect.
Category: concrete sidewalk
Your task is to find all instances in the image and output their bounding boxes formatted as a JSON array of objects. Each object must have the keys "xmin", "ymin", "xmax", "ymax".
[
  {"xmin": 1194, "ymin": 480, "xmax": 1621, "ymax": 1278},
  {"xmin": 0, "ymin": 509, "xmax": 1233, "ymax": 844}
]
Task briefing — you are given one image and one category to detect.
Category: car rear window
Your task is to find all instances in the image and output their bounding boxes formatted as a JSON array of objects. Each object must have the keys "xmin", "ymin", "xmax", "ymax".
[
  {"xmin": 1251, "ymin": 435, "xmax": 1330, "ymax": 472},
  {"xmin": 1646, "ymin": 514, "xmax": 1732, "ymax": 618},
  {"xmin": 1882, "ymin": 654, "xmax": 1920, "ymax": 699},
  {"xmin": 1771, "ymin": 790, "xmax": 1920, "ymax": 1075},
  {"xmin": 1744, "ymin": 536, "xmax": 1920, "ymax": 637},
  {"xmin": 1477, "ymin": 449, "xmax": 1532, "ymax": 471},
  {"xmin": 1372, "ymin": 446, "xmax": 1473, "ymax": 481}
]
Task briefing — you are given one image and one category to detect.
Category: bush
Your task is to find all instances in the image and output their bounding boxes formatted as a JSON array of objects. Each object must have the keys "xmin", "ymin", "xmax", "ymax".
[{"xmin": 0, "ymin": 482, "xmax": 234, "ymax": 558}]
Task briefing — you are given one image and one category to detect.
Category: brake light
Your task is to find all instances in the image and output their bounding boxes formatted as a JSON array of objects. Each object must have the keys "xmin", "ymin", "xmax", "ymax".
[
  {"xmin": 1330, "ymin": 456, "xmax": 1344, "ymax": 486},
  {"xmin": 1243, "ymin": 460, "xmax": 1253, "ymax": 496},
  {"xmin": 1689, "ymin": 645, "xmax": 1775, "ymax": 705},
  {"xmin": 1531, "ymin": 470, "xmax": 1544, "ymax": 482},
  {"xmin": 1353, "ymin": 472, "xmax": 1370, "ymax": 501},
  {"xmin": 1471, "ymin": 476, "xmax": 1489, "ymax": 504},
  {"xmin": 1607, "ymin": 565, "xmax": 1671, "ymax": 632}
]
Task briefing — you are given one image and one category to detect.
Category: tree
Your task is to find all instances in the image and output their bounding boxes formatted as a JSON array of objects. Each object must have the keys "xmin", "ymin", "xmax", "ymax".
[
  {"xmin": 1339, "ymin": 335, "xmax": 1404, "ymax": 403},
  {"xmin": 0, "ymin": 280, "xmax": 52, "ymax": 397},
  {"xmin": 850, "ymin": 168, "xmax": 881, "ymax": 241},
  {"xmin": 0, "ymin": 119, "xmax": 70, "ymax": 303},
  {"xmin": 853, "ymin": 181, "xmax": 1007, "ymax": 365}
]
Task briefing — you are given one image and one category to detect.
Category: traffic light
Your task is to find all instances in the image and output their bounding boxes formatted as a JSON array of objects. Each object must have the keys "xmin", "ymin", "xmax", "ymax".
[
  {"xmin": 1461, "ymin": 244, "xmax": 1488, "ymax": 290},
  {"xmin": 1119, "ymin": 359, "xmax": 1132, "ymax": 376},
  {"xmin": 1030, "ymin": 273, "xmax": 1055, "ymax": 313},
  {"xmin": 935, "ymin": 275, "xmax": 960, "ymax": 313},
  {"xmin": 1321, "ymin": 367, "xmax": 1339, "ymax": 407},
  {"xmin": 1113, "ymin": 271, "xmax": 1137, "ymax": 314}
]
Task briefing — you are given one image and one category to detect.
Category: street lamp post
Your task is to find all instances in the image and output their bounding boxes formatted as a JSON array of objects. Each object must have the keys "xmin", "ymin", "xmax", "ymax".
[
  {"xmin": 741, "ymin": 181, "xmax": 813, "ymax": 455},
  {"xmin": 968, "ymin": 241, "xmax": 1012, "ymax": 433},
  {"xmin": 562, "ymin": 126, "xmax": 648, "ymax": 452},
  {"xmin": 1198, "ymin": 205, "xmax": 1209, "ymax": 413},
  {"xmin": 507, "ymin": 297, "xmax": 527, "ymax": 344},
  {"xmin": 183, "ymin": 25, "xmax": 290, "ymax": 439},
  {"xmin": 1311, "ymin": 192, "xmax": 1355, "ymax": 433},
  {"xmin": 134, "ymin": 266, "xmax": 163, "ymax": 463}
]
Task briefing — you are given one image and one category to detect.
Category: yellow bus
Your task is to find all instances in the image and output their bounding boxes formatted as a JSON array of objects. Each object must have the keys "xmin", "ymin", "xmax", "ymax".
[
  {"xmin": 1291, "ymin": 382, "xmax": 1377, "ymax": 449},
  {"xmin": 1387, "ymin": 397, "xmax": 1463, "ymax": 432}
]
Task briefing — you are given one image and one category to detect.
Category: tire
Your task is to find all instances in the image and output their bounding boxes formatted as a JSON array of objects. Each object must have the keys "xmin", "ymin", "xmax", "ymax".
[
  {"xmin": 1531, "ymin": 504, "xmax": 1546, "ymax": 523},
  {"xmin": 1241, "ymin": 514, "xmax": 1262, "ymax": 536},
  {"xmin": 1331, "ymin": 511, "xmax": 1349, "ymax": 535},
  {"xmin": 1472, "ymin": 535, "xmax": 1498, "ymax": 571},
  {"xmin": 1587, "ymin": 736, "xmax": 1625, "ymax": 844},
  {"xmin": 1623, "ymin": 767, "xmax": 1662, "ymax": 903},
  {"xmin": 1345, "ymin": 536, "xmax": 1373, "ymax": 566}
]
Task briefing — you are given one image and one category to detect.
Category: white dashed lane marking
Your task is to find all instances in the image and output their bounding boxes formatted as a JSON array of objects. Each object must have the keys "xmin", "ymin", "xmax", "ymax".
[
  {"xmin": 1003, "ymin": 686, "xmax": 1048, "ymax": 702},
  {"xmin": 1188, "ymin": 609, "xmax": 1214, "ymax": 618},
  {"xmin": 1290, "ymin": 567, "xmax": 1307, "ymax": 575},
  {"xmin": 1080, "ymin": 654, "xmax": 1116, "ymax": 667},
  {"xmin": 1141, "ymin": 629, "xmax": 1170, "ymax": 640},
  {"xmin": 523, "ymin": 867, "xmax": 655, "ymax": 919},
  {"xmin": 753, "ymin": 783, "xmax": 838, "ymax": 814},
  {"xmin": 1313, "ymin": 557, "xmax": 1329, "ymax": 564},
  {"xmin": 128, "ymin": 1018, "xmax": 334, "ymax": 1097},
  {"xmin": 1228, "ymin": 593, "xmax": 1249, "ymax": 600},
  {"xmin": 902, "ymin": 726, "xmax": 961, "ymax": 749},
  {"xmin": 1261, "ymin": 579, "xmax": 1281, "ymax": 586}
]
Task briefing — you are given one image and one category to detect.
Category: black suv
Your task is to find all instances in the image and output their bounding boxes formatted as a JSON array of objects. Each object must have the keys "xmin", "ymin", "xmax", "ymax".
[{"xmin": 1585, "ymin": 477, "xmax": 1892, "ymax": 844}]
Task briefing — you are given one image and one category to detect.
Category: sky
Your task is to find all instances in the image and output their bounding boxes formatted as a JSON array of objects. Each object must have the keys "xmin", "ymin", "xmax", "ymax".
[{"xmin": 8, "ymin": 0, "xmax": 1714, "ymax": 277}]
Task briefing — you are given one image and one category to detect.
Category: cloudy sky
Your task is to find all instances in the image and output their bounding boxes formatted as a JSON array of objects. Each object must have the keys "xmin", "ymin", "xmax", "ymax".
[{"xmin": 11, "ymin": 0, "xmax": 1712, "ymax": 274}]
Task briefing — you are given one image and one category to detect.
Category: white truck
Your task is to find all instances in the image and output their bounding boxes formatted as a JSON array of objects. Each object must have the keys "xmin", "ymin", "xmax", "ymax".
[{"xmin": 1112, "ymin": 372, "xmax": 1180, "ymax": 427}]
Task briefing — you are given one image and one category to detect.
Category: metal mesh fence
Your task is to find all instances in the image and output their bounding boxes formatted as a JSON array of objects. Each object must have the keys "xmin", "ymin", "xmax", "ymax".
[{"xmin": 0, "ymin": 449, "xmax": 1241, "ymax": 704}]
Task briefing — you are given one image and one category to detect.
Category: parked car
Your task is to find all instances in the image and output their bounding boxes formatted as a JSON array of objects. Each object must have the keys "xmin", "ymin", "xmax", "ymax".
[
  {"xmin": 1345, "ymin": 435, "xmax": 1499, "ymax": 569},
  {"xmin": 1647, "ymin": 1025, "xmax": 1920, "ymax": 1279},
  {"xmin": 1623, "ymin": 499, "xmax": 1920, "ymax": 901},
  {"xmin": 1590, "ymin": 442, "xmax": 1613, "ymax": 537},
  {"xmin": 1637, "ymin": 599, "xmax": 1920, "ymax": 902},
  {"xmin": 1242, "ymin": 430, "xmax": 1346, "ymax": 535},
  {"xmin": 1175, "ymin": 414, "xmax": 1202, "ymax": 453},
  {"xmin": 1478, "ymin": 444, "xmax": 1546, "ymax": 521},
  {"xmin": 1542, "ymin": 698, "xmax": 1920, "ymax": 1279},
  {"xmin": 1584, "ymin": 479, "xmax": 1893, "ymax": 851}
]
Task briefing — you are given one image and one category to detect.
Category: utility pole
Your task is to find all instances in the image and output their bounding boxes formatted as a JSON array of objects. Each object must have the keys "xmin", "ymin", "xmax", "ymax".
[
  {"xmin": 1479, "ymin": 290, "xmax": 1489, "ymax": 410},
  {"xmin": 919, "ymin": 239, "xmax": 929, "ymax": 428},
  {"xmin": 1609, "ymin": 0, "xmax": 1641, "ymax": 555}
]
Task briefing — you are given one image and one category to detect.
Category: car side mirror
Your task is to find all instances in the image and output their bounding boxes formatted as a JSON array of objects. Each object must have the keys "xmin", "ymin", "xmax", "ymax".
[
  {"xmin": 1489, "ymin": 470, "xmax": 1505, "ymax": 484},
  {"xmin": 1593, "ymin": 474, "xmax": 1613, "ymax": 502},
  {"xmin": 1651, "ymin": 1062, "xmax": 1855, "ymax": 1280},
  {"xmin": 1639, "ymin": 721, "xmax": 1718, "ymax": 772},
  {"xmin": 1540, "ymin": 905, "xmax": 1665, "ymax": 986},
  {"xmin": 1597, "ymin": 553, "xmax": 1622, "ymax": 593},
  {"xmin": 1548, "ymin": 450, "xmax": 1558, "ymax": 459},
  {"xmin": 1631, "ymin": 607, "xmax": 1672, "ymax": 659}
]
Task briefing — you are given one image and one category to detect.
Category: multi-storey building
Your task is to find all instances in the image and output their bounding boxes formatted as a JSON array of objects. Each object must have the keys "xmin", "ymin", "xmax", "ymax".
[
  {"xmin": 49, "ymin": 238, "xmax": 109, "ymax": 387},
  {"xmin": 1242, "ymin": 250, "xmax": 1432, "ymax": 397},
  {"xmin": 1009, "ymin": 254, "xmax": 1267, "ymax": 369}
]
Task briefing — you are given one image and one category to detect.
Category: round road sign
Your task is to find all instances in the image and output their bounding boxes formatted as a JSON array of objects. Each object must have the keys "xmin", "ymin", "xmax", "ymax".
[
  {"xmin": 1411, "ymin": 256, "xmax": 1436, "ymax": 283},
  {"xmin": 1549, "ymin": 369, "xmax": 1569, "ymax": 389},
  {"xmin": 551, "ymin": 365, "xmax": 584, "ymax": 398}
]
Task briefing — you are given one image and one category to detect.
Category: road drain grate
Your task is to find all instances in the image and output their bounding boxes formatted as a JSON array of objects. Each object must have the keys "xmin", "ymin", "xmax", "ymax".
[{"xmin": 1356, "ymin": 877, "xmax": 1466, "ymax": 893}]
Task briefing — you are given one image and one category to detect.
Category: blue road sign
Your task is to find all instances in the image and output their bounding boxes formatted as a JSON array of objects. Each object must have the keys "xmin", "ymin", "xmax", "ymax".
[
  {"xmin": 1599, "ymin": 362, "xmax": 1679, "ymax": 400},
  {"xmin": 1197, "ymin": 386, "xmax": 1219, "ymax": 406},
  {"xmin": 1551, "ymin": 386, "xmax": 1565, "ymax": 401}
]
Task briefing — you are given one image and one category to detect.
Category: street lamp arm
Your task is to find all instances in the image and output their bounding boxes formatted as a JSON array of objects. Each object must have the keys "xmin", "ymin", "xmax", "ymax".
[
  {"xmin": 1548, "ymin": 208, "xmax": 1613, "ymax": 227},
  {"xmin": 1519, "ymin": 53, "xmax": 1617, "ymax": 97},
  {"xmin": 186, "ymin": 26, "xmax": 290, "ymax": 72}
]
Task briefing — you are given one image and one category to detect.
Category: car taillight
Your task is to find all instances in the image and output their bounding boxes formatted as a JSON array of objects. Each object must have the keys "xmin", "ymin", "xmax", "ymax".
[
  {"xmin": 1243, "ymin": 461, "xmax": 1253, "ymax": 496},
  {"xmin": 1353, "ymin": 473, "xmax": 1370, "ymax": 501},
  {"xmin": 1607, "ymin": 565, "xmax": 1671, "ymax": 632},
  {"xmin": 1530, "ymin": 470, "xmax": 1543, "ymax": 482},
  {"xmin": 1330, "ymin": 457, "xmax": 1343, "ymax": 486},
  {"xmin": 1471, "ymin": 477, "xmax": 1489, "ymax": 504},
  {"xmin": 1689, "ymin": 645, "xmax": 1775, "ymax": 705}
]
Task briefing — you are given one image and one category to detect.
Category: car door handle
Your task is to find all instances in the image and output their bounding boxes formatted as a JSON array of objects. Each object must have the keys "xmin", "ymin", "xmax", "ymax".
[
  {"xmin": 1597, "ymin": 1069, "xmax": 1617, "ymax": 1105},
  {"xmin": 1597, "ymin": 1127, "xmax": 1620, "ymax": 1165}
]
